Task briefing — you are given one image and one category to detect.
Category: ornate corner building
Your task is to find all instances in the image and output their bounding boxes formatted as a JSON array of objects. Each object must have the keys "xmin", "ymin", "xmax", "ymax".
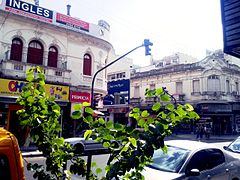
[
  {"xmin": 130, "ymin": 51, "xmax": 240, "ymax": 135},
  {"xmin": 0, "ymin": 0, "xmax": 115, "ymax": 143}
]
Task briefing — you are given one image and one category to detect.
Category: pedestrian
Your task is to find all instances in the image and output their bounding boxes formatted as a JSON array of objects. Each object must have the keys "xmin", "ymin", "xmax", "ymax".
[
  {"xmin": 205, "ymin": 125, "xmax": 211, "ymax": 139},
  {"xmin": 199, "ymin": 125, "xmax": 204, "ymax": 140},
  {"xmin": 196, "ymin": 125, "xmax": 200, "ymax": 139}
]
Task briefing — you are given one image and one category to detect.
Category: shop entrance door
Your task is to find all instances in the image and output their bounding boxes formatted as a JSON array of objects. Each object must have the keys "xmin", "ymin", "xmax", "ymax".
[{"xmin": 7, "ymin": 105, "xmax": 26, "ymax": 146}]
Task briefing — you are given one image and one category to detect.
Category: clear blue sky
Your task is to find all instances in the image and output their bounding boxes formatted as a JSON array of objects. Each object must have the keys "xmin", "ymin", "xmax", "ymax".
[{"xmin": 37, "ymin": 0, "xmax": 223, "ymax": 66}]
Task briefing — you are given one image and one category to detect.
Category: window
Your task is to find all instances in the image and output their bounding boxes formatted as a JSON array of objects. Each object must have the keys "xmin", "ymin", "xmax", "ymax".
[
  {"xmin": 186, "ymin": 149, "xmax": 225, "ymax": 174},
  {"xmin": 134, "ymin": 86, "xmax": 140, "ymax": 98},
  {"xmin": 207, "ymin": 75, "xmax": 220, "ymax": 92},
  {"xmin": 27, "ymin": 40, "xmax": 43, "ymax": 65},
  {"xmin": 107, "ymin": 74, "xmax": 116, "ymax": 80},
  {"xmin": 176, "ymin": 82, "xmax": 183, "ymax": 94},
  {"xmin": 10, "ymin": 38, "xmax": 23, "ymax": 61},
  {"xmin": 48, "ymin": 46, "xmax": 58, "ymax": 67},
  {"xmin": 149, "ymin": 146, "xmax": 190, "ymax": 173},
  {"xmin": 0, "ymin": 154, "xmax": 11, "ymax": 179},
  {"xmin": 116, "ymin": 72, "xmax": 126, "ymax": 79},
  {"xmin": 226, "ymin": 80, "xmax": 230, "ymax": 93},
  {"xmin": 83, "ymin": 54, "xmax": 92, "ymax": 76},
  {"xmin": 193, "ymin": 80, "xmax": 200, "ymax": 93}
]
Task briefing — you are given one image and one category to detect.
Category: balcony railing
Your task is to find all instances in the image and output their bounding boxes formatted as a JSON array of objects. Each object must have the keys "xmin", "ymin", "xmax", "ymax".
[{"xmin": 0, "ymin": 60, "xmax": 71, "ymax": 84}]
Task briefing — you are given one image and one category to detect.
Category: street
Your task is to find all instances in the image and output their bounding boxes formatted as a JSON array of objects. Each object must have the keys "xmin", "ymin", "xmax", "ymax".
[
  {"xmin": 23, "ymin": 139, "xmax": 232, "ymax": 180},
  {"xmin": 23, "ymin": 154, "xmax": 110, "ymax": 180}
]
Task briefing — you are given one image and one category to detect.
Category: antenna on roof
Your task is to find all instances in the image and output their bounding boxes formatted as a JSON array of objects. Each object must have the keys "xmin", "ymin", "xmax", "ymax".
[
  {"xmin": 34, "ymin": 0, "xmax": 39, "ymax": 6},
  {"xmin": 67, "ymin": 4, "xmax": 71, "ymax": 16}
]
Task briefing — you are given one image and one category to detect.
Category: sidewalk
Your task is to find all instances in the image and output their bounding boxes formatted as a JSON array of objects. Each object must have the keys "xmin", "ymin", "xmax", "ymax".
[{"xmin": 167, "ymin": 133, "xmax": 239, "ymax": 142}]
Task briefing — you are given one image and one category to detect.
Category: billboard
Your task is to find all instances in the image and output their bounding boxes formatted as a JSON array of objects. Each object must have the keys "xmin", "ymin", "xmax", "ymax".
[
  {"xmin": 56, "ymin": 13, "xmax": 89, "ymax": 32},
  {"xmin": 5, "ymin": 0, "xmax": 53, "ymax": 23},
  {"xmin": 0, "ymin": 78, "xmax": 69, "ymax": 101},
  {"xmin": 221, "ymin": 0, "xmax": 240, "ymax": 58}
]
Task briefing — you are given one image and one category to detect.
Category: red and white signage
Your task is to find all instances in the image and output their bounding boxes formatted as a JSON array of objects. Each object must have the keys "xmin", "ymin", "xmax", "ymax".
[
  {"xmin": 56, "ymin": 13, "xmax": 89, "ymax": 32},
  {"xmin": 70, "ymin": 91, "xmax": 90, "ymax": 103}
]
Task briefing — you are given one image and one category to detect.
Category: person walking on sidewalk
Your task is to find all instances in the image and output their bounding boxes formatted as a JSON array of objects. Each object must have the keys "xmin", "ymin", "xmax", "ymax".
[{"xmin": 196, "ymin": 125, "xmax": 204, "ymax": 140}]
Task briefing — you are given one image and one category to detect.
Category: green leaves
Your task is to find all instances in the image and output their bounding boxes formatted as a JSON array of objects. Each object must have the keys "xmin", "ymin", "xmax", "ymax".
[
  {"xmin": 84, "ymin": 130, "xmax": 92, "ymax": 140},
  {"xmin": 17, "ymin": 67, "xmax": 77, "ymax": 180},
  {"xmin": 152, "ymin": 102, "xmax": 161, "ymax": 111},
  {"xmin": 18, "ymin": 69, "xmax": 200, "ymax": 180}
]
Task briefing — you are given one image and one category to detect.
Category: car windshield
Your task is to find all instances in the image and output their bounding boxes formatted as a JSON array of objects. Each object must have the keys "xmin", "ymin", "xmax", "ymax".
[
  {"xmin": 228, "ymin": 138, "xmax": 240, "ymax": 153},
  {"xmin": 148, "ymin": 145, "xmax": 190, "ymax": 173}
]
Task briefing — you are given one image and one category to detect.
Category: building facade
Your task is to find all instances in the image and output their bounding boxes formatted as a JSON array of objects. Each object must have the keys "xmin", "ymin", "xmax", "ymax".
[
  {"xmin": 130, "ymin": 50, "xmax": 240, "ymax": 135},
  {"xmin": 0, "ymin": 0, "xmax": 115, "ymax": 143},
  {"xmin": 101, "ymin": 56, "xmax": 133, "ymax": 124}
]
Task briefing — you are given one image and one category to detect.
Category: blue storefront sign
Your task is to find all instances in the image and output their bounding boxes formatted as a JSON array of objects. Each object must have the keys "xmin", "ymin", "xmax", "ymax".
[
  {"xmin": 106, "ymin": 79, "xmax": 130, "ymax": 105},
  {"xmin": 5, "ymin": 0, "xmax": 53, "ymax": 23},
  {"xmin": 108, "ymin": 79, "xmax": 130, "ymax": 94}
]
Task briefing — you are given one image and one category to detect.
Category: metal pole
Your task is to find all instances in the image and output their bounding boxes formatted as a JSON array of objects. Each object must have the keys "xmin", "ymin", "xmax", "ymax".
[
  {"xmin": 91, "ymin": 44, "xmax": 144, "ymax": 108},
  {"xmin": 86, "ymin": 154, "xmax": 92, "ymax": 180}
]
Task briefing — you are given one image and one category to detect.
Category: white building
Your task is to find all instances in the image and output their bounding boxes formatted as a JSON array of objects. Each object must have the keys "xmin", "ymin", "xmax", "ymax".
[
  {"xmin": 130, "ymin": 50, "xmax": 240, "ymax": 135},
  {"xmin": 0, "ymin": 0, "xmax": 116, "ymax": 140}
]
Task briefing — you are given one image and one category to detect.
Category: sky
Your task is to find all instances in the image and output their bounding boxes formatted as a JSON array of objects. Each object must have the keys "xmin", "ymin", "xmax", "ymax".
[{"xmin": 37, "ymin": 0, "xmax": 223, "ymax": 66}]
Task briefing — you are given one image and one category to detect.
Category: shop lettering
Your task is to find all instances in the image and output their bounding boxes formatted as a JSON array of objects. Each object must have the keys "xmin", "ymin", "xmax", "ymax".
[
  {"xmin": 6, "ymin": 0, "xmax": 53, "ymax": 19},
  {"xmin": 109, "ymin": 83, "xmax": 124, "ymax": 89},
  {"xmin": 72, "ymin": 95, "xmax": 89, "ymax": 101},
  {"xmin": 8, "ymin": 81, "xmax": 26, "ymax": 92}
]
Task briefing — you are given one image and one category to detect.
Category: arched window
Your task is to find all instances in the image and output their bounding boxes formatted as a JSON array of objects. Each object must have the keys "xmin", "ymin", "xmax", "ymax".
[
  {"xmin": 48, "ymin": 46, "xmax": 58, "ymax": 67},
  {"xmin": 27, "ymin": 40, "xmax": 43, "ymax": 65},
  {"xmin": 207, "ymin": 75, "xmax": 220, "ymax": 92},
  {"xmin": 83, "ymin": 54, "xmax": 92, "ymax": 76},
  {"xmin": 10, "ymin": 38, "xmax": 23, "ymax": 61}
]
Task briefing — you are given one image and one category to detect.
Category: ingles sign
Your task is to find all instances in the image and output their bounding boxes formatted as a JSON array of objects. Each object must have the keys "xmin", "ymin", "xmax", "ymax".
[
  {"xmin": 5, "ymin": 0, "xmax": 53, "ymax": 23},
  {"xmin": 0, "ymin": 78, "xmax": 69, "ymax": 101}
]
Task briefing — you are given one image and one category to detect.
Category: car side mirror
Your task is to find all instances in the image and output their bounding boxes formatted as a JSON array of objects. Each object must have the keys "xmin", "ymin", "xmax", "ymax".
[
  {"xmin": 223, "ymin": 146, "xmax": 228, "ymax": 150},
  {"xmin": 187, "ymin": 169, "xmax": 200, "ymax": 177}
]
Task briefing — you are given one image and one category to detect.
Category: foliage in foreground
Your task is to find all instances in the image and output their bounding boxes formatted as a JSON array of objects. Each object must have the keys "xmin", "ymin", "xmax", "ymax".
[
  {"xmin": 17, "ymin": 66, "xmax": 199, "ymax": 180},
  {"xmin": 72, "ymin": 88, "xmax": 199, "ymax": 179}
]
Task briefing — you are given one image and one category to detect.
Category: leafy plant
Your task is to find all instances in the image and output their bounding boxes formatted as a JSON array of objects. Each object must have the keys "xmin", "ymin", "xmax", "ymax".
[
  {"xmin": 72, "ymin": 88, "xmax": 199, "ymax": 179},
  {"xmin": 17, "ymin": 67, "xmax": 95, "ymax": 179},
  {"xmin": 17, "ymin": 66, "xmax": 199, "ymax": 180}
]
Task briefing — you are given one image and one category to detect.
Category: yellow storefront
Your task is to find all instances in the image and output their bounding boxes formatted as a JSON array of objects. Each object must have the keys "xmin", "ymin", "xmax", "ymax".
[{"xmin": 0, "ymin": 78, "xmax": 69, "ymax": 146}]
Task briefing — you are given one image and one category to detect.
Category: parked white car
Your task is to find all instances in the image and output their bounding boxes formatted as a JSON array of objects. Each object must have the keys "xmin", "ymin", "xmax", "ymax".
[
  {"xmin": 223, "ymin": 136, "xmax": 240, "ymax": 159},
  {"xmin": 143, "ymin": 140, "xmax": 240, "ymax": 180}
]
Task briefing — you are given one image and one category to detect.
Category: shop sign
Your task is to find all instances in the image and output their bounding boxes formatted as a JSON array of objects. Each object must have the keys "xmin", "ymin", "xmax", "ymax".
[
  {"xmin": 108, "ymin": 79, "xmax": 130, "ymax": 94},
  {"xmin": 56, "ymin": 12, "xmax": 89, "ymax": 32},
  {"xmin": 0, "ymin": 78, "xmax": 69, "ymax": 101},
  {"xmin": 4, "ymin": 0, "xmax": 53, "ymax": 23},
  {"xmin": 70, "ymin": 91, "xmax": 90, "ymax": 103}
]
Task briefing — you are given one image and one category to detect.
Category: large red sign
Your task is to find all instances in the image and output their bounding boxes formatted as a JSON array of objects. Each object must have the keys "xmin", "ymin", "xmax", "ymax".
[
  {"xmin": 56, "ymin": 13, "xmax": 89, "ymax": 32},
  {"xmin": 70, "ymin": 91, "xmax": 90, "ymax": 103}
]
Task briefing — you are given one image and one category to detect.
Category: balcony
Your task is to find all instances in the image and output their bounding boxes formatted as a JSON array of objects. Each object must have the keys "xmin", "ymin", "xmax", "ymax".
[
  {"xmin": 0, "ymin": 60, "xmax": 71, "ymax": 84},
  {"xmin": 130, "ymin": 97, "xmax": 142, "ymax": 106}
]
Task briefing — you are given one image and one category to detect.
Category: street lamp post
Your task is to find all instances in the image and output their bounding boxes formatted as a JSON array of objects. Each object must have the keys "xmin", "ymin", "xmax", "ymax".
[{"xmin": 90, "ymin": 39, "xmax": 153, "ymax": 108}]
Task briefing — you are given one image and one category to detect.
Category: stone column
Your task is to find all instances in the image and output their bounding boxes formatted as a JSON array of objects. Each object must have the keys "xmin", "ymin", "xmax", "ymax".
[
  {"xmin": 22, "ymin": 47, "xmax": 28, "ymax": 63},
  {"xmin": 43, "ymin": 51, "xmax": 48, "ymax": 66}
]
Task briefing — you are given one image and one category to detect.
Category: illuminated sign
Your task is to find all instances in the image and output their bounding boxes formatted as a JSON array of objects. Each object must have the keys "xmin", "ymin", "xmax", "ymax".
[
  {"xmin": 5, "ymin": 0, "xmax": 53, "ymax": 23},
  {"xmin": 56, "ymin": 12, "xmax": 89, "ymax": 32},
  {"xmin": 70, "ymin": 91, "xmax": 90, "ymax": 103},
  {"xmin": 0, "ymin": 78, "xmax": 69, "ymax": 101}
]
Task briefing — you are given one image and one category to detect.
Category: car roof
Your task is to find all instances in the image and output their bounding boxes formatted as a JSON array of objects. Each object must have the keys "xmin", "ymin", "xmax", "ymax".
[{"xmin": 165, "ymin": 140, "xmax": 216, "ymax": 151}]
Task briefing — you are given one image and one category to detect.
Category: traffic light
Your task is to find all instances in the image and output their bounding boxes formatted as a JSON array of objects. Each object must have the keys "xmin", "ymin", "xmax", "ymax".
[{"xmin": 144, "ymin": 39, "xmax": 153, "ymax": 56}]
